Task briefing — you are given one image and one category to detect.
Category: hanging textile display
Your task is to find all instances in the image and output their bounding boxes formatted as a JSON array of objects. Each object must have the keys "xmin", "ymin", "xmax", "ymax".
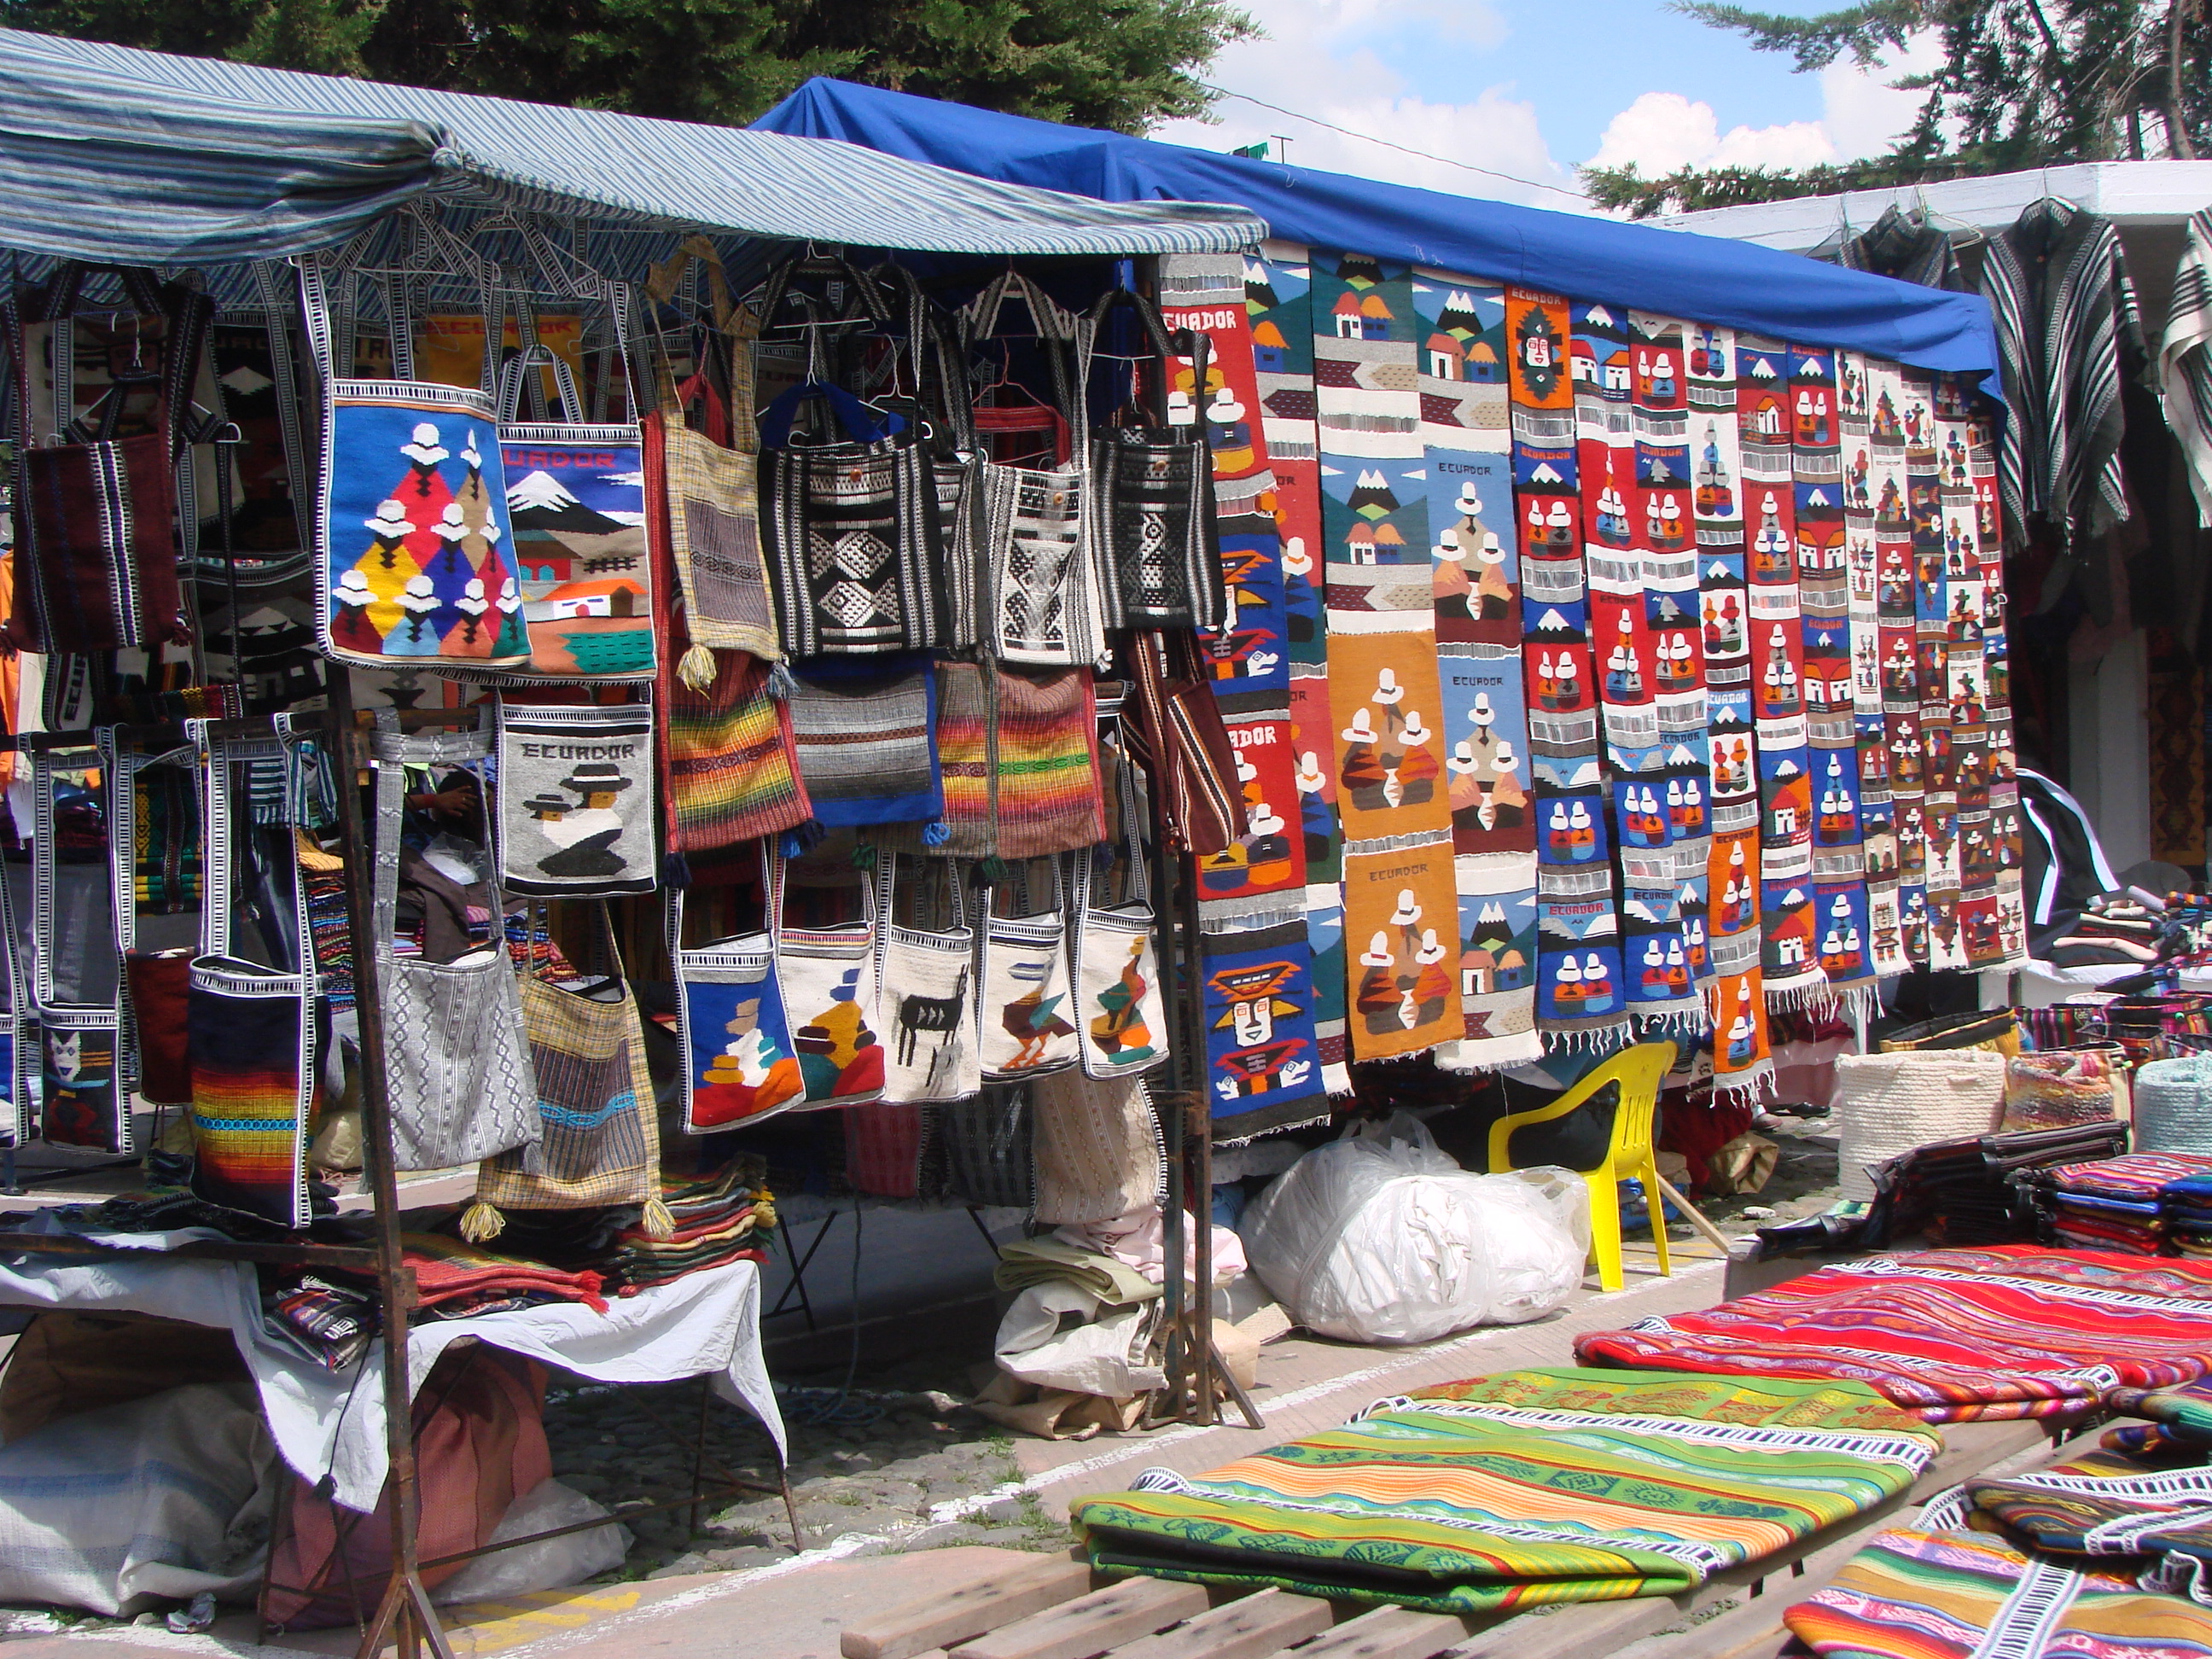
[
  {"xmin": 1515, "ymin": 288, "xmax": 1627, "ymax": 1051},
  {"xmin": 1069, "ymin": 743, "xmax": 1169, "ymax": 1082},
  {"xmin": 4, "ymin": 265, "xmax": 211, "ymax": 655},
  {"xmin": 1794, "ymin": 342, "xmax": 1874, "ymax": 1017},
  {"xmin": 782, "ymin": 655, "xmax": 941, "ymax": 829},
  {"xmin": 369, "ymin": 724, "xmax": 542, "ymax": 1172},
  {"xmin": 1840, "ymin": 352, "xmax": 1905, "ymax": 982},
  {"xmin": 774, "ymin": 856, "xmax": 888, "ymax": 1106},
  {"xmin": 186, "ymin": 727, "xmax": 317, "ymax": 1228},
  {"xmin": 1420, "ymin": 272, "xmax": 1539, "ymax": 1069},
  {"xmin": 760, "ymin": 381, "xmax": 951, "ymax": 658},
  {"xmin": 1087, "ymin": 288, "xmax": 1225, "ymax": 634},
  {"xmin": 106, "ymin": 737, "xmax": 198, "ymax": 1109},
  {"xmin": 1161, "ymin": 255, "xmax": 1306, "ymax": 926},
  {"xmin": 1740, "ymin": 335, "xmax": 1827, "ymax": 1013},
  {"xmin": 640, "ymin": 247, "xmax": 781, "ymax": 679},
  {"xmin": 1311, "ymin": 253, "xmax": 1462, "ymax": 1064},
  {"xmin": 1252, "ymin": 247, "xmax": 1347, "ymax": 1096},
  {"xmin": 468, "ymin": 917, "xmax": 672, "ymax": 1241},
  {"xmin": 992, "ymin": 667, "xmax": 1107, "ymax": 860},
  {"xmin": 668, "ymin": 876, "xmax": 803, "ymax": 1132},
  {"xmin": 495, "ymin": 344, "xmax": 657, "ymax": 683},
  {"xmin": 302, "ymin": 260, "xmax": 531, "ymax": 672},
  {"xmin": 28, "ymin": 748, "xmax": 127, "ymax": 1152},
  {"xmin": 493, "ymin": 698, "xmax": 657, "ymax": 896},
  {"xmin": 1906, "ymin": 368, "xmax": 1969, "ymax": 973},
  {"xmin": 658, "ymin": 649, "xmax": 811, "ymax": 858},
  {"xmin": 875, "ymin": 854, "xmax": 981, "ymax": 1105}
]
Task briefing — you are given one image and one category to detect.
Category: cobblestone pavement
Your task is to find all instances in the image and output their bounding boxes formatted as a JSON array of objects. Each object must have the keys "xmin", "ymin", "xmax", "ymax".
[{"xmin": 549, "ymin": 1359, "xmax": 1078, "ymax": 1584}]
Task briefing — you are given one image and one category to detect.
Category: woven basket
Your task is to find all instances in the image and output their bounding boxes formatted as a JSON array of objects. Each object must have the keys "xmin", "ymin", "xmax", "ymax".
[
  {"xmin": 1834, "ymin": 1049, "xmax": 2008, "ymax": 1202},
  {"xmin": 2133, "ymin": 1054, "xmax": 2212, "ymax": 1155}
]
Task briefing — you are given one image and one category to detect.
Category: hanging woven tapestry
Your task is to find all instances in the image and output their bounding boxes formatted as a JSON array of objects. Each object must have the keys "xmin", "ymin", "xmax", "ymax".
[
  {"xmin": 1420, "ymin": 271, "xmax": 1539, "ymax": 1071},
  {"xmin": 496, "ymin": 699, "xmax": 658, "ymax": 897},
  {"xmin": 1252, "ymin": 245, "xmax": 1347, "ymax": 1095},
  {"xmin": 319, "ymin": 381, "xmax": 529, "ymax": 669},
  {"xmin": 1311, "ymin": 253, "xmax": 1461, "ymax": 1064},
  {"xmin": 498, "ymin": 423, "xmax": 655, "ymax": 681}
]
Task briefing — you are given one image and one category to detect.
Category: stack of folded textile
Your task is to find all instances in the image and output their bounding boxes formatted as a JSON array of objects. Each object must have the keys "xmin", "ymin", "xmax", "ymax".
[
  {"xmin": 1072, "ymin": 1368, "xmax": 1939, "ymax": 1615},
  {"xmin": 2033, "ymin": 1154, "xmax": 2212, "ymax": 1254},
  {"xmin": 2047, "ymin": 893, "xmax": 2167, "ymax": 969},
  {"xmin": 399, "ymin": 1235, "xmax": 609, "ymax": 1318},
  {"xmin": 1579, "ymin": 1245, "xmax": 2212, "ymax": 1420},
  {"xmin": 600, "ymin": 1161, "xmax": 776, "ymax": 1295},
  {"xmin": 1878, "ymin": 1121, "xmax": 2134, "ymax": 1246},
  {"xmin": 264, "ymin": 1272, "xmax": 378, "ymax": 1370},
  {"xmin": 1788, "ymin": 1374, "xmax": 2212, "ymax": 1656},
  {"xmin": 2166, "ymin": 1172, "xmax": 2212, "ymax": 1258}
]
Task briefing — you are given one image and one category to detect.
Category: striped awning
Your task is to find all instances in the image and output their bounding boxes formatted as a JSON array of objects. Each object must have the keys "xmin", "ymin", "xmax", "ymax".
[{"xmin": 0, "ymin": 30, "xmax": 1265, "ymax": 266}]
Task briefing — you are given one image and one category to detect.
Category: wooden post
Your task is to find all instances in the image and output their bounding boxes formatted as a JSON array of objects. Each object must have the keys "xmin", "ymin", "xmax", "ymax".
[{"xmin": 327, "ymin": 672, "xmax": 448, "ymax": 1659}]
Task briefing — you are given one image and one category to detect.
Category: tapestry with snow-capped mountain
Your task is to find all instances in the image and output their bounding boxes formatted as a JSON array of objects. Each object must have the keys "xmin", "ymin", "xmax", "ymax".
[{"xmin": 496, "ymin": 422, "xmax": 656, "ymax": 682}]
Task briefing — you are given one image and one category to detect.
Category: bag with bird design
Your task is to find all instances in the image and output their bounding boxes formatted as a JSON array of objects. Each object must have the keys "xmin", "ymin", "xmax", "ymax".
[{"xmin": 976, "ymin": 860, "xmax": 1079, "ymax": 1083}]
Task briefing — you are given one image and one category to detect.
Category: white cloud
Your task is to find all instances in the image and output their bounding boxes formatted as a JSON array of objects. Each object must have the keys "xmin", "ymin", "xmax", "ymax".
[
  {"xmin": 1587, "ymin": 33, "xmax": 1944, "ymax": 183},
  {"xmin": 1147, "ymin": 0, "xmax": 1585, "ymax": 207},
  {"xmin": 1817, "ymin": 33, "xmax": 1944, "ymax": 158},
  {"xmin": 1591, "ymin": 92, "xmax": 1837, "ymax": 175}
]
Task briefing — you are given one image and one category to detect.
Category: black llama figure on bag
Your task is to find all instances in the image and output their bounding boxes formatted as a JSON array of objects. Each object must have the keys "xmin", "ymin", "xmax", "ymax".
[{"xmin": 895, "ymin": 969, "xmax": 970, "ymax": 1084}]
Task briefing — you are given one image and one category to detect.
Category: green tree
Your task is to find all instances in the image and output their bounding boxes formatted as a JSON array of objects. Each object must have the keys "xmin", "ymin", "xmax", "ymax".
[
  {"xmin": 1582, "ymin": 0, "xmax": 2212, "ymax": 218},
  {"xmin": 0, "ymin": 0, "xmax": 1255, "ymax": 131}
]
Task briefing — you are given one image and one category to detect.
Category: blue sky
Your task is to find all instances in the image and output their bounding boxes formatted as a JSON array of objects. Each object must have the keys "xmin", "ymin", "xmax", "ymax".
[{"xmin": 1149, "ymin": 0, "xmax": 1939, "ymax": 210}]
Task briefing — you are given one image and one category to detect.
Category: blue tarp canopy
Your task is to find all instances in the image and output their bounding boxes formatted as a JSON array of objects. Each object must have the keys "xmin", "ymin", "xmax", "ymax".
[
  {"xmin": 754, "ymin": 78, "xmax": 1999, "ymax": 385},
  {"xmin": 0, "ymin": 31, "xmax": 1265, "ymax": 267}
]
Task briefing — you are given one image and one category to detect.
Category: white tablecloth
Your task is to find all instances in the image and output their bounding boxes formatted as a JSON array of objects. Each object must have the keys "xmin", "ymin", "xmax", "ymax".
[{"xmin": 0, "ymin": 1221, "xmax": 784, "ymax": 1513}]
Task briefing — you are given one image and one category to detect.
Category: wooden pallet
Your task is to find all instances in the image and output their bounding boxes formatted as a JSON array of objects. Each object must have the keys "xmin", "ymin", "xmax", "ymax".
[{"xmin": 838, "ymin": 1417, "xmax": 2079, "ymax": 1659}]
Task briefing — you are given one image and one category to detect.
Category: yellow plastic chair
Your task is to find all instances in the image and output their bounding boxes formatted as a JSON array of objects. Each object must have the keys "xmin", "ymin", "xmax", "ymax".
[{"xmin": 1486, "ymin": 1040, "xmax": 1678, "ymax": 1293}]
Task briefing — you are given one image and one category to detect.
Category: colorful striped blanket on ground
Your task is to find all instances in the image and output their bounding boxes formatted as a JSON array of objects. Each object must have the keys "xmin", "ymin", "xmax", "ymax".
[
  {"xmin": 1069, "ymin": 1368, "xmax": 1938, "ymax": 1615},
  {"xmin": 1577, "ymin": 1248, "xmax": 2212, "ymax": 1422},
  {"xmin": 1785, "ymin": 1528, "xmax": 2212, "ymax": 1658}
]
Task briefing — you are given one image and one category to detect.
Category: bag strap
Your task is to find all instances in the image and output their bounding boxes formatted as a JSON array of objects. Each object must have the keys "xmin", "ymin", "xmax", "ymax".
[
  {"xmin": 29, "ymin": 742, "xmax": 120, "ymax": 1014},
  {"xmin": 756, "ymin": 379, "xmax": 902, "ymax": 450},
  {"xmin": 369, "ymin": 714, "xmax": 499, "ymax": 955},
  {"xmin": 962, "ymin": 272, "xmax": 1084, "ymax": 451},
  {"xmin": 495, "ymin": 340, "xmax": 585, "ymax": 426}
]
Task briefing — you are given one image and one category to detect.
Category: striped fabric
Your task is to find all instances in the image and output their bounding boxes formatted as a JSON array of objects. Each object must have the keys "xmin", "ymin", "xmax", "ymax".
[
  {"xmin": 1786, "ymin": 1528, "xmax": 2212, "ymax": 1659},
  {"xmin": 1073, "ymin": 1367, "xmax": 1937, "ymax": 1615},
  {"xmin": 2160, "ymin": 211, "xmax": 2212, "ymax": 531},
  {"xmin": 187, "ymin": 977, "xmax": 310, "ymax": 1227},
  {"xmin": 1979, "ymin": 198, "xmax": 2142, "ymax": 554},
  {"xmin": 1579, "ymin": 1247, "xmax": 2212, "ymax": 1422},
  {"xmin": 993, "ymin": 667, "xmax": 1106, "ymax": 859},
  {"xmin": 0, "ymin": 30, "xmax": 1262, "ymax": 266},
  {"xmin": 474, "ymin": 975, "xmax": 663, "ymax": 1214},
  {"xmin": 786, "ymin": 655, "xmax": 941, "ymax": 828},
  {"xmin": 662, "ymin": 649, "xmax": 812, "ymax": 853}
]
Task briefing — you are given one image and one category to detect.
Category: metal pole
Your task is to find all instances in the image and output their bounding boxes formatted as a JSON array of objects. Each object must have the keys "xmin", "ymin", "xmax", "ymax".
[
  {"xmin": 327, "ymin": 671, "xmax": 446, "ymax": 1659},
  {"xmin": 1143, "ymin": 687, "xmax": 1189, "ymax": 1420}
]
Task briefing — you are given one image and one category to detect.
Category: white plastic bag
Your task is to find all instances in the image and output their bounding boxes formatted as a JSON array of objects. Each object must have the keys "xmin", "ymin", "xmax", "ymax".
[
  {"xmin": 434, "ymin": 1480, "xmax": 632, "ymax": 1604},
  {"xmin": 1241, "ymin": 1112, "xmax": 1589, "ymax": 1344}
]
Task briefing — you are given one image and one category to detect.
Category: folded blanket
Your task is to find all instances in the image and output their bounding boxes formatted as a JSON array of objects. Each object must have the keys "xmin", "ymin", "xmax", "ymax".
[
  {"xmin": 2108, "ymin": 1378, "xmax": 2212, "ymax": 1456},
  {"xmin": 1072, "ymin": 1368, "xmax": 1938, "ymax": 1615},
  {"xmin": 1579, "ymin": 1249, "xmax": 2212, "ymax": 1421},
  {"xmin": 996, "ymin": 1237, "xmax": 1162, "ymax": 1306},
  {"xmin": 2044, "ymin": 1154, "xmax": 2212, "ymax": 1202},
  {"xmin": 399, "ymin": 1235, "xmax": 608, "ymax": 1315},
  {"xmin": 1922, "ymin": 1445, "xmax": 2212, "ymax": 1605},
  {"xmin": 1785, "ymin": 1528, "xmax": 2212, "ymax": 1659}
]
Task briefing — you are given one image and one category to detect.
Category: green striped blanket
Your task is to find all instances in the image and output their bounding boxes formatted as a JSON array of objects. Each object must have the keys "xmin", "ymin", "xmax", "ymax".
[{"xmin": 1070, "ymin": 1368, "xmax": 1941, "ymax": 1615}]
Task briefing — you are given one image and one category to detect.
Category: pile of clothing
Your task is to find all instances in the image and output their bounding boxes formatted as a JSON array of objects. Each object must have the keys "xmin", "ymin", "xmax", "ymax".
[
  {"xmin": 598, "ymin": 1161, "xmax": 775, "ymax": 1295},
  {"xmin": 2033, "ymin": 1154, "xmax": 2212, "ymax": 1254},
  {"xmin": 260, "ymin": 1236, "xmax": 612, "ymax": 1369}
]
